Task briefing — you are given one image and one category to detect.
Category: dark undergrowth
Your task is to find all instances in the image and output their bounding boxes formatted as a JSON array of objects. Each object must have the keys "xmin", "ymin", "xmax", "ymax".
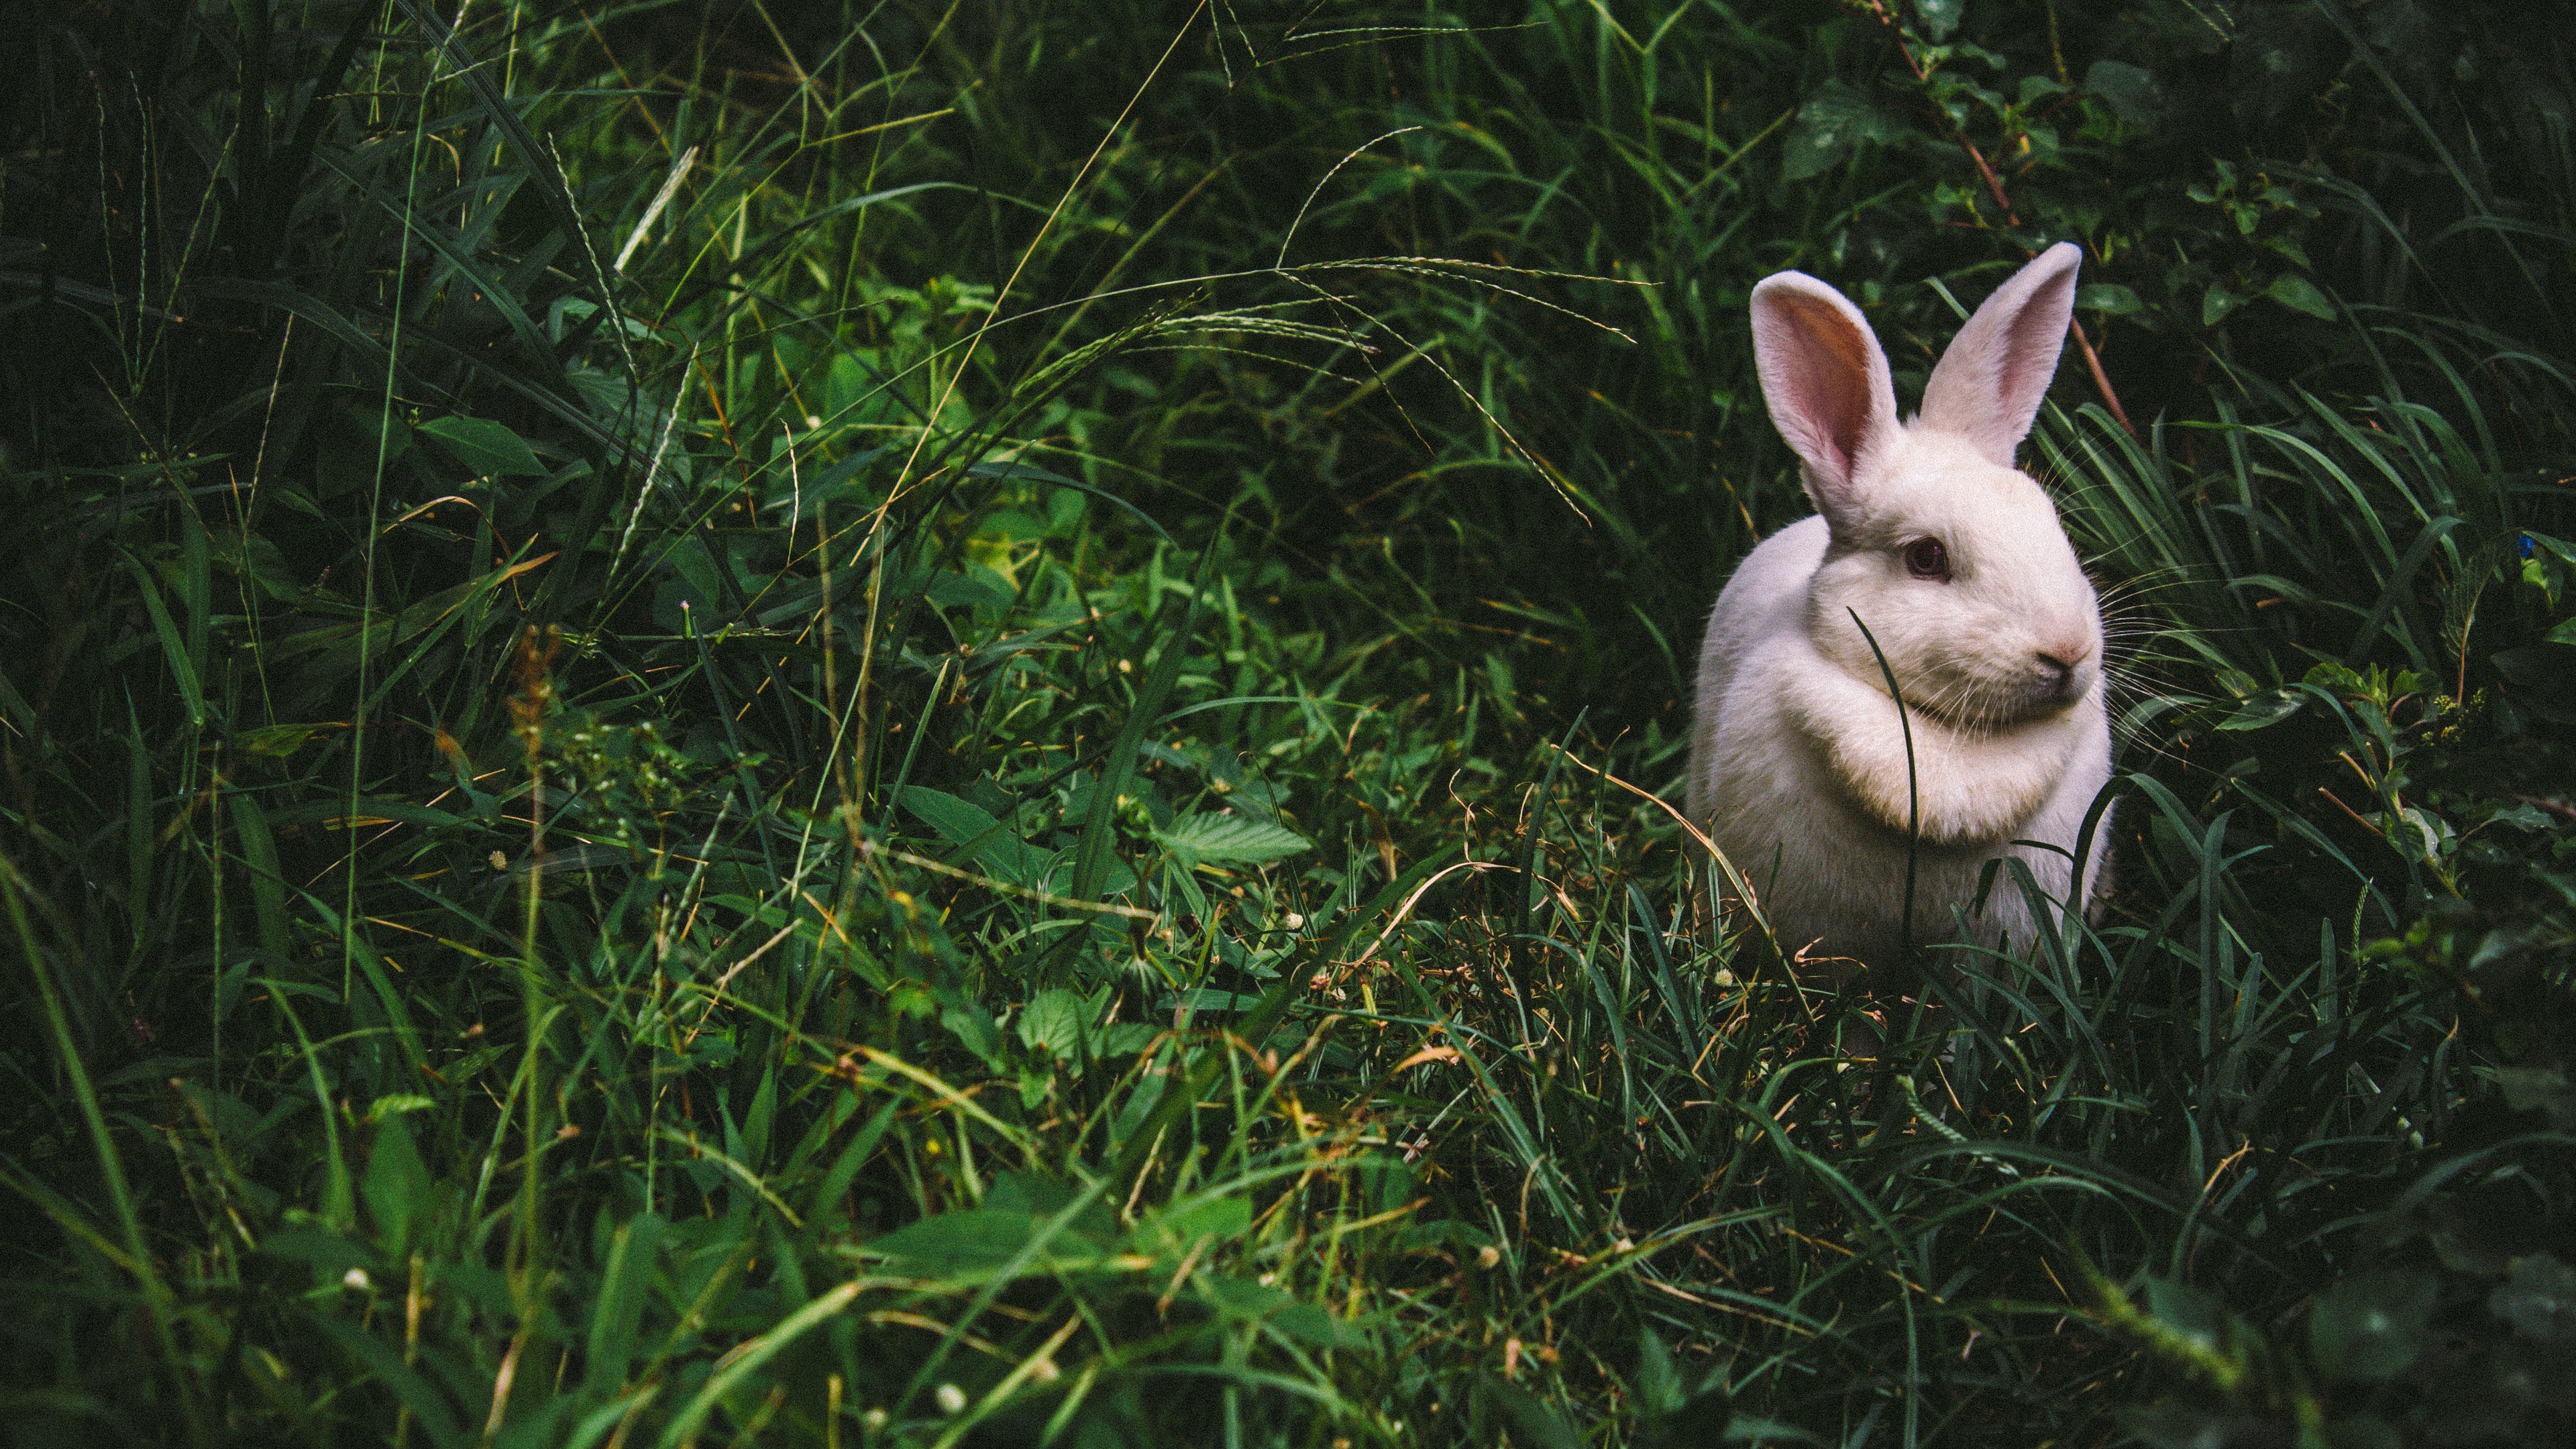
[{"xmin": 0, "ymin": 2, "xmax": 2570, "ymax": 1445}]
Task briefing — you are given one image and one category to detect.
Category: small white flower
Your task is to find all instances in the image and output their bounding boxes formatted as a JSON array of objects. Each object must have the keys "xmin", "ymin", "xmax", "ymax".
[
  {"xmin": 860, "ymin": 1408, "xmax": 889, "ymax": 1432},
  {"xmin": 341, "ymin": 1267, "xmax": 371, "ymax": 1292},
  {"xmin": 1285, "ymin": 912, "xmax": 1305, "ymax": 929},
  {"xmin": 934, "ymin": 1383, "xmax": 967, "ymax": 1417}
]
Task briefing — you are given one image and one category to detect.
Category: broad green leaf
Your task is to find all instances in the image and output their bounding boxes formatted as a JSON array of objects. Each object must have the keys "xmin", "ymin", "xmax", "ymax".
[
  {"xmin": 304, "ymin": 1310, "xmax": 468, "ymax": 1449},
  {"xmin": 2218, "ymin": 689, "xmax": 2305, "ymax": 731},
  {"xmin": 2308, "ymin": 1270, "xmax": 2433, "ymax": 1381},
  {"xmin": 1016, "ymin": 987, "xmax": 1093, "ymax": 1063},
  {"xmin": 586, "ymin": 1213, "xmax": 665, "ymax": 1391},
  {"xmin": 1128, "ymin": 1192, "xmax": 1252, "ymax": 1257},
  {"xmin": 1782, "ymin": 80, "xmax": 1902, "ymax": 181},
  {"xmin": 1483, "ymin": 1377, "xmax": 1584, "ymax": 1449},
  {"xmin": 2266, "ymin": 273, "xmax": 2338, "ymax": 319},
  {"xmin": 1152, "ymin": 812, "xmax": 1311, "ymax": 865},
  {"xmin": 900, "ymin": 786, "xmax": 1053, "ymax": 884},
  {"xmin": 2084, "ymin": 59, "xmax": 2164, "ymax": 125},
  {"xmin": 419, "ymin": 415, "xmax": 546, "ymax": 476},
  {"xmin": 362, "ymin": 1116, "xmax": 431, "ymax": 1252},
  {"xmin": 2077, "ymin": 283, "xmax": 2144, "ymax": 315},
  {"xmin": 1913, "ymin": 0, "xmax": 1964, "ymax": 41},
  {"xmin": 869, "ymin": 1209, "xmax": 1104, "ymax": 1276}
]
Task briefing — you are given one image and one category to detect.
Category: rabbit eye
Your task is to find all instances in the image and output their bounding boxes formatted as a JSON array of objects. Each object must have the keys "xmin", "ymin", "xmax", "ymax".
[{"xmin": 1902, "ymin": 537, "xmax": 1951, "ymax": 581}]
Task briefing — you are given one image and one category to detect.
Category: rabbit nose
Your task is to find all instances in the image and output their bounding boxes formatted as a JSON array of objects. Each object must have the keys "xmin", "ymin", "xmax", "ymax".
[{"xmin": 2035, "ymin": 651, "xmax": 2080, "ymax": 696}]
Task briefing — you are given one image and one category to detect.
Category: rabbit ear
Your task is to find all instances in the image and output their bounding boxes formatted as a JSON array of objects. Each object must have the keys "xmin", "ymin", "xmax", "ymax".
[
  {"xmin": 1752, "ymin": 270, "xmax": 1898, "ymax": 522},
  {"xmin": 1918, "ymin": 242, "xmax": 2082, "ymax": 467}
]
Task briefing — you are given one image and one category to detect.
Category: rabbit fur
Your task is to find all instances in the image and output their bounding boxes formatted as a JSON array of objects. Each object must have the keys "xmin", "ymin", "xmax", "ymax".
[{"xmin": 1686, "ymin": 243, "xmax": 2112, "ymax": 967}]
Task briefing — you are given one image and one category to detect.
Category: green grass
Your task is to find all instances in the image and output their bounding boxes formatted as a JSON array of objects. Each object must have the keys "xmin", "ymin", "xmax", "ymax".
[{"xmin": 1, "ymin": 2, "xmax": 2573, "ymax": 1445}]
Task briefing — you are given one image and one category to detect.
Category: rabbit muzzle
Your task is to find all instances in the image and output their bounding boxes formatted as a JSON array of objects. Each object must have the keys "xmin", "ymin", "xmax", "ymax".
[{"xmin": 2007, "ymin": 641, "xmax": 2097, "ymax": 719}]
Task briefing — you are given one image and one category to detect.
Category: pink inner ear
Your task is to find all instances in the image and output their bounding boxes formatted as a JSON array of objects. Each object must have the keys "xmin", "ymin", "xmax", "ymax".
[
  {"xmin": 1751, "ymin": 274, "xmax": 1895, "ymax": 517},
  {"xmin": 1918, "ymin": 243, "xmax": 2082, "ymax": 467}
]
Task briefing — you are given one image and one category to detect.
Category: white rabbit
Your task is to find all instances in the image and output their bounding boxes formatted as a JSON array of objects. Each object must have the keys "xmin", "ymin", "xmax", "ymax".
[{"xmin": 1686, "ymin": 243, "xmax": 2112, "ymax": 969}]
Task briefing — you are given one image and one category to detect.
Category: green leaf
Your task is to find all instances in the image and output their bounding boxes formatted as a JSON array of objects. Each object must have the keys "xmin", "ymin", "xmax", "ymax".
[
  {"xmin": 2202, "ymin": 286, "xmax": 2243, "ymax": 327},
  {"xmin": 418, "ymin": 415, "xmax": 546, "ymax": 477},
  {"xmin": 119, "ymin": 555, "xmax": 206, "ymax": 728},
  {"xmin": 1481, "ymin": 1377, "xmax": 1583, "ymax": 1449},
  {"xmin": 2017, "ymin": 74, "xmax": 2068, "ymax": 106},
  {"xmin": 2543, "ymin": 616, "xmax": 2576, "ymax": 645},
  {"xmin": 2218, "ymin": 688, "xmax": 2305, "ymax": 731},
  {"xmin": 1016, "ymin": 988, "xmax": 1093, "ymax": 1063},
  {"xmin": 366, "ymin": 1094, "xmax": 434, "ymax": 1124},
  {"xmin": 2489, "ymin": 1252, "xmax": 2576, "ymax": 1341},
  {"xmin": 362, "ymin": 1118, "xmax": 431, "ymax": 1253},
  {"xmin": 2084, "ymin": 59, "xmax": 2164, "ymax": 125},
  {"xmin": 2265, "ymin": 273, "xmax": 2338, "ymax": 319},
  {"xmin": 1166, "ymin": 987, "xmax": 1267, "ymax": 1013},
  {"xmin": 1782, "ymin": 80, "xmax": 1902, "ymax": 181},
  {"xmin": 869, "ymin": 1209, "xmax": 1109, "ymax": 1277},
  {"xmin": 2308, "ymin": 1270, "xmax": 2434, "ymax": 1381},
  {"xmin": 1913, "ymin": 0, "xmax": 1965, "ymax": 42},
  {"xmin": 2076, "ymin": 283, "xmax": 2144, "ymax": 315},
  {"xmin": 1128, "ymin": 1192, "xmax": 1252, "ymax": 1258},
  {"xmin": 2483, "ymin": 802, "xmax": 2560, "ymax": 832},
  {"xmin": 871, "ymin": 1210, "xmax": 1043, "ymax": 1273},
  {"xmin": 900, "ymin": 787, "xmax": 1054, "ymax": 885},
  {"xmin": 586, "ymin": 1213, "xmax": 665, "ymax": 1392},
  {"xmin": 1152, "ymin": 813, "xmax": 1311, "ymax": 865}
]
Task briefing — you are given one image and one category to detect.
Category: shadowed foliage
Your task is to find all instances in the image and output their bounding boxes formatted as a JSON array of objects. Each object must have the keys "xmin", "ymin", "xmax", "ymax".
[{"xmin": 0, "ymin": 2, "xmax": 2569, "ymax": 1446}]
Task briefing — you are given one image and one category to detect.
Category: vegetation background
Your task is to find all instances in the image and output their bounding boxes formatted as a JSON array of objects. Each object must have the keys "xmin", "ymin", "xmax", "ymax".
[{"xmin": 1, "ymin": 0, "xmax": 2570, "ymax": 1444}]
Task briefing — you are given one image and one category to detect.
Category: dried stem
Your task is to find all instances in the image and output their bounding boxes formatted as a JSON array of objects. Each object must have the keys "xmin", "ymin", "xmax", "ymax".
[{"xmin": 1862, "ymin": 0, "xmax": 2137, "ymax": 435}]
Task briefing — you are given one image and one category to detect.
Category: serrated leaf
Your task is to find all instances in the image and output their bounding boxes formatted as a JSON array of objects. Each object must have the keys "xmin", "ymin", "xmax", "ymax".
[
  {"xmin": 417, "ymin": 415, "xmax": 546, "ymax": 477},
  {"xmin": 1016, "ymin": 988, "xmax": 1093, "ymax": 1063},
  {"xmin": 1782, "ymin": 80, "xmax": 1902, "ymax": 181},
  {"xmin": 1153, "ymin": 813, "xmax": 1310, "ymax": 865}
]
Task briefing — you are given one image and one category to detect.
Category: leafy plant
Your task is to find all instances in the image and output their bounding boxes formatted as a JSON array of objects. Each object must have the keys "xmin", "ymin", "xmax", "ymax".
[{"xmin": 0, "ymin": 2, "xmax": 2570, "ymax": 1446}]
